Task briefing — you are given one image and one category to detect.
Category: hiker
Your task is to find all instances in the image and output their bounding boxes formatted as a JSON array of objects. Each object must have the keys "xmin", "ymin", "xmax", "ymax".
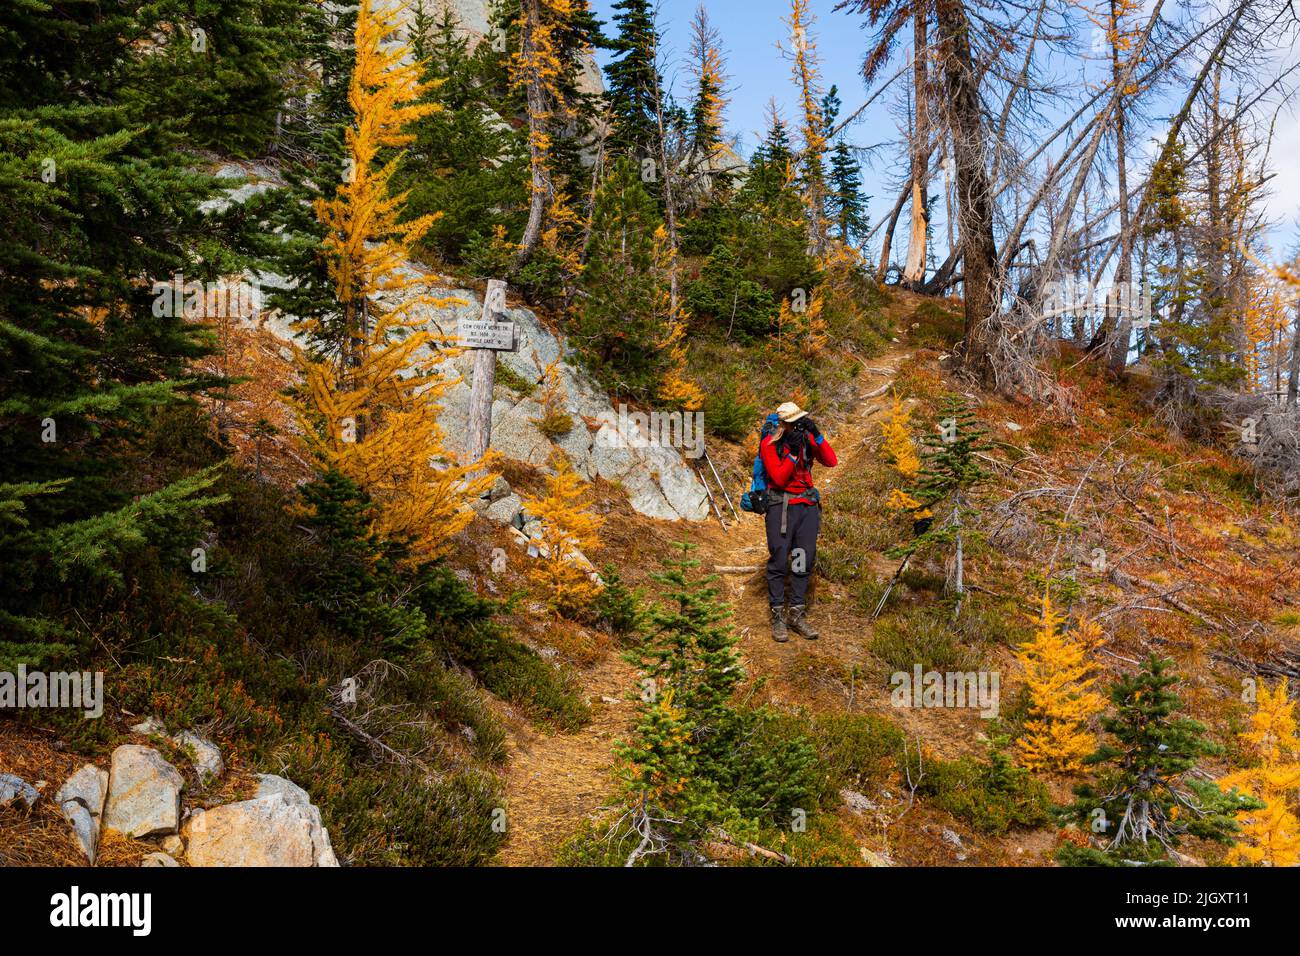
[{"xmin": 759, "ymin": 401, "xmax": 837, "ymax": 642}]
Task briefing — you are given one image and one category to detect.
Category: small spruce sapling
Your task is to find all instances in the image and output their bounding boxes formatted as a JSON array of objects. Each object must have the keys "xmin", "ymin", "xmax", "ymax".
[
  {"xmin": 887, "ymin": 395, "xmax": 993, "ymax": 614},
  {"xmin": 1060, "ymin": 655, "xmax": 1260, "ymax": 865}
]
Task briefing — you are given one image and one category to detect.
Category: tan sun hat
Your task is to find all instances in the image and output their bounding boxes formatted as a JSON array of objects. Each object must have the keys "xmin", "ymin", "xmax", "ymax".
[{"xmin": 776, "ymin": 401, "xmax": 808, "ymax": 424}]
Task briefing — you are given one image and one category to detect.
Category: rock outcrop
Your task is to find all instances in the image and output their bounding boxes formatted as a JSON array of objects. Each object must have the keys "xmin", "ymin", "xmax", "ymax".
[
  {"xmin": 126, "ymin": 717, "xmax": 225, "ymax": 784},
  {"xmin": 173, "ymin": 731, "xmax": 224, "ymax": 784},
  {"xmin": 414, "ymin": 287, "xmax": 710, "ymax": 521},
  {"xmin": 102, "ymin": 745, "xmax": 184, "ymax": 838},
  {"xmin": 46, "ymin": 744, "xmax": 337, "ymax": 867},
  {"xmin": 209, "ymin": 162, "xmax": 710, "ymax": 524},
  {"xmin": 0, "ymin": 772, "xmax": 40, "ymax": 810},
  {"xmin": 184, "ymin": 774, "xmax": 339, "ymax": 868},
  {"xmin": 56, "ymin": 764, "xmax": 109, "ymax": 864}
]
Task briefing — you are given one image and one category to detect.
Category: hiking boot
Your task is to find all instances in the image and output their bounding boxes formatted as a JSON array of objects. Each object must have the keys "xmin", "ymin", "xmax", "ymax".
[
  {"xmin": 787, "ymin": 605, "xmax": 819, "ymax": 640},
  {"xmin": 770, "ymin": 605, "xmax": 789, "ymax": 642}
]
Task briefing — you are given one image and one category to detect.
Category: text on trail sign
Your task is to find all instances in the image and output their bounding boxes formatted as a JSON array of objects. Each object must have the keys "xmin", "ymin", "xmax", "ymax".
[
  {"xmin": 458, "ymin": 318, "xmax": 516, "ymax": 350},
  {"xmin": 458, "ymin": 281, "xmax": 516, "ymax": 351}
]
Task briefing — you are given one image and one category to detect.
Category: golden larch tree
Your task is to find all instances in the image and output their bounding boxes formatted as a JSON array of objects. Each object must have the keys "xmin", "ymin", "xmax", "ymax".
[
  {"xmin": 653, "ymin": 226, "xmax": 705, "ymax": 411},
  {"xmin": 298, "ymin": 0, "xmax": 492, "ymax": 562},
  {"xmin": 1221, "ymin": 679, "xmax": 1300, "ymax": 867},
  {"xmin": 785, "ymin": 0, "xmax": 828, "ymax": 254},
  {"xmin": 775, "ymin": 290, "xmax": 827, "ymax": 361},
  {"xmin": 881, "ymin": 393, "xmax": 921, "ymax": 479},
  {"xmin": 687, "ymin": 4, "xmax": 727, "ymax": 160},
  {"xmin": 881, "ymin": 388, "xmax": 930, "ymax": 520},
  {"xmin": 1015, "ymin": 589, "xmax": 1106, "ymax": 773},
  {"xmin": 511, "ymin": 0, "xmax": 588, "ymax": 274},
  {"xmin": 522, "ymin": 452, "xmax": 604, "ymax": 615}
]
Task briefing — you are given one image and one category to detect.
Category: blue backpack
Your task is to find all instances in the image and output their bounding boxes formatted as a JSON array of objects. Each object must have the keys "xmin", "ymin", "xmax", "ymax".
[{"xmin": 740, "ymin": 413, "xmax": 781, "ymax": 514}]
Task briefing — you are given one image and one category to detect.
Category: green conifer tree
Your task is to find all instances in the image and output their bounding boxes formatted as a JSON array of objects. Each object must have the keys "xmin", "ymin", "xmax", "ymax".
[
  {"xmin": 0, "ymin": 1, "xmax": 299, "ymax": 664},
  {"xmin": 822, "ymin": 86, "xmax": 871, "ymax": 244},
  {"xmin": 603, "ymin": 0, "xmax": 664, "ymax": 161},
  {"xmin": 886, "ymin": 395, "xmax": 993, "ymax": 611},
  {"xmin": 1061, "ymin": 655, "xmax": 1259, "ymax": 865},
  {"xmin": 573, "ymin": 158, "xmax": 673, "ymax": 397},
  {"xmin": 684, "ymin": 243, "xmax": 778, "ymax": 339},
  {"xmin": 612, "ymin": 543, "xmax": 818, "ymax": 863},
  {"xmin": 720, "ymin": 115, "xmax": 816, "ymax": 306},
  {"xmin": 121, "ymin": 0, "xmax": 308, "ymax": 157},
  {"xmin": 402, "ymin": 0, "xmax": 527, "ymax": 262},
  {"xmin": 299, "ymin": 470, "xmax": 431, "ymax": 650}
]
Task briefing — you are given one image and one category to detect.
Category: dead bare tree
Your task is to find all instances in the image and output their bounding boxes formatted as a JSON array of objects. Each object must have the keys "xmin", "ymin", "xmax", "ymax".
[{"xmin": 901, "ymin": 9, "xmax": 931, "ymax": 287}]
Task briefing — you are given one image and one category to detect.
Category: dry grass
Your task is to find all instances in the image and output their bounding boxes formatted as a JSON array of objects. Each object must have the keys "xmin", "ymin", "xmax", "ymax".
[{"xmin": 0, "ymin": 723, "xmax": 155, "ymax": 867}]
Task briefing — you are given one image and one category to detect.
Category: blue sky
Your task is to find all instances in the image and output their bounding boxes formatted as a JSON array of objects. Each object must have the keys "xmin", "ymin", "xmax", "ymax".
[
  {"xmin": 586, "ymin": 0, "xmax": 1300, "ymax": 265},
  {"xmin": 589, "ymin": 0, "xmax": 887, "ymax": 160},
  {"xmin": 609, "ymin": 0, "xmax": 880, "ymax": 158},
  {"xmin": 589, "ymin": 0, "xmax": 910, "ymax": 256}
]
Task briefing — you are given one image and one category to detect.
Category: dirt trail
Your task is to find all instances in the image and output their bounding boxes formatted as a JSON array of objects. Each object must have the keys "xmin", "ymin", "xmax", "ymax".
[
  {"xmin": 498, "ymin": 297, "xmax": 930, "ymax": 865},
  {"xmin": 708, "ymin": 348, "xmax": 911, "ymax": 656},
  {"xmin": 496, "ymin": 651, "xmax": 637, "ymax": 866}
]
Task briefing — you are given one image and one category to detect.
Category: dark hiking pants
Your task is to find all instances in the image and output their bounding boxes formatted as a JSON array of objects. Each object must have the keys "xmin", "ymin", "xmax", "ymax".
[{"xmin": 765, "ymin": 499, "xmax": 820, "ymax": 607}]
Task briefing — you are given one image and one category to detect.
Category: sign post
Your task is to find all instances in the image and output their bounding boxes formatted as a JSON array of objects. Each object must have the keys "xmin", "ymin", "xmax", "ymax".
[{"xmin": 462, "ymin": 279, "xmax": 516, "ymax": 463}]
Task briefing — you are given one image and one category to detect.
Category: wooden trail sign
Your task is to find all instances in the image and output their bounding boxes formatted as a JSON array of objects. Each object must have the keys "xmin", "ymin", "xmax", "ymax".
[{"xmin": 463, "ymin": 279, "xmax": 516, "ymax": 463}]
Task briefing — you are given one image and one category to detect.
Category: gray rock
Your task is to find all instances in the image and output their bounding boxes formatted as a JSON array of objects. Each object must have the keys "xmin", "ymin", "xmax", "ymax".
[
  {"xmin": 57, "ymin": 764, "xmax": 109, "ymax": 864},
  {"xmin": 0, "ymin": 772, "xmax": 39, "ymax": 810},
  {"xmin": 130, "ymin": 716, "xmax": 167, "ymax": 736},
  {"xmin": 185, "ymin": 798, "xmax": 313, "ymax": 867},
  {"xmin": 160, "ymin": 834, "xmax": 184, "ymax": 857},
  {"xmin": 589, "ymin": 433, "xmax": 680, "ymax": 519},
  {"xmin": 253, "ymin": 775, "xmax": 339, "ymax": 867},
  {"xmin": 172, "ymin": 731, "xmax": 224, "ymax": 783},
  {"xmin": 551, "ymin": 419, "xmax": 596, "ymax": 479},
  {"xmin": 102, "ymin": 745, "xmax": 184, "ymax": 838},
  {"xmin": 185, "ymin": 778, "xmax": 338, "ymax": 868},
  {"xmin": 484, "ymin": 492, "xmax": 523, "ymax": 527},
  {"xmin": 380, "ymin": 287, "xmax": 708, "ymax": 520},
  {"xmin": 487, "ymin": 474, "xmax": 512, "ymax": 502},
  {"xmin": 141, "ymin": 851, "xmax": 179, "ymax": 867},
  {"xmin": 840, "ymin": 789, "xmax": 879, "ymax": 814},
  {"xmin": 861, "ymin": 848, "xmax": 894, "ymax": 867},
  {"xmin": 486, "ymin": 399, "xmax": 552, "ymax": 467}
]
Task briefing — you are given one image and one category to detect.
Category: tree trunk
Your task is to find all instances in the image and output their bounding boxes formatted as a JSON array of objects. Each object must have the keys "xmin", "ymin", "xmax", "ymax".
[
  {"xmin": 934, "ymin": 0, "xmax": 1000, "ymax": 384},
  {"xmin": 876, "ymin": 176, "xmax": 912, "ymax": 283},
  {"xmin": 651, "ymin": 35, "xmax": 680, "ymax": 312},
  {"xmin": 1286, "ymin": 299, "xmax": 1300, "ymax": 408},
  {"xmin": 1107, "ymin": 0, "xmax": 1134, "ymax": 374},
  {"xmin": 902, "ymin": 10, "xmax": 929, "ymax": 287},
  {"xmin": 514, "ymin": 0, "xmax": 549, "ymax": 270},
  {"xmin": 466, "ymin": 280, "xmax": 508, "ymax": 463}
]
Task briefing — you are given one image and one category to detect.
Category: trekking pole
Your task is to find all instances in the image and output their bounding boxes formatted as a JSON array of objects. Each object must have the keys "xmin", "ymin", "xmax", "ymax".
[
  {"xmin": 695, "ymin": 463, "xmax": 728, "ymax": 530},
  {"xmin": 871, "ymin": 549, "xmax": 914, "ymax": 621},
  {"xmin": 702, "ymin": 447, "xmax": 738, "ymax": 521}
]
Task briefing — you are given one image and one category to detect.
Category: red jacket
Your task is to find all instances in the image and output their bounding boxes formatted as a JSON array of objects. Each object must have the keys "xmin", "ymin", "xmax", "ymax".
[{"xmin": 760, "ymin": 431, "xmax": 837, "ymax": 505}]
